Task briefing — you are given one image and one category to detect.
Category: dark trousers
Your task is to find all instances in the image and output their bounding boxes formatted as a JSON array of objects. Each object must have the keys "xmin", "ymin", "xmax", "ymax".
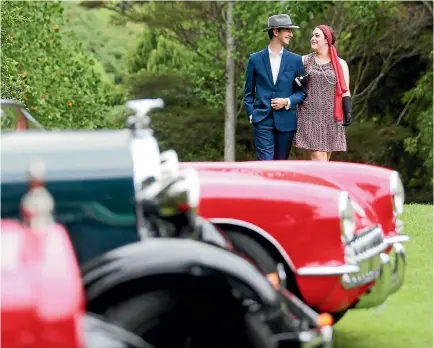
[{"xmin": 253, "ymin": 116, "xmax": 295, "ymax": 161}]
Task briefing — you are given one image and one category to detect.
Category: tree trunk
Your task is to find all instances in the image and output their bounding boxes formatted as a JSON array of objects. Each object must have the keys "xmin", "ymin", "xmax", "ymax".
[{"xmin": 224, "ymin": 0, "xmax": 235, "ymax": 161}]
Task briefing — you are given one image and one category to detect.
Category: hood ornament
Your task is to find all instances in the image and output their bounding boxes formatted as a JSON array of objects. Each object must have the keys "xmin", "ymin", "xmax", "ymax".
[
  {"xmin": 125, "ymin": 98, "xmax": 164, "ymax": 133},
  {"xmin": 20, "ymin": 159, "xmax": 55, "ymax": 230}
]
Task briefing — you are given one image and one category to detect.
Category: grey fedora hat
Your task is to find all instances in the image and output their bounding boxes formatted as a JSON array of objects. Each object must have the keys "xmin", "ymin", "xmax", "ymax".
[{"xmin": 262, "ymin": 14, "xmax": 300, "ymax": 32}]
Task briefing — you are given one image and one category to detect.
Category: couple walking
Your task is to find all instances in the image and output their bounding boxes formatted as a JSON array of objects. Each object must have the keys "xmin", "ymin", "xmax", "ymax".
[{"xmin": 244, "ymin": 14, "xmax": 352, "ymax": 162}]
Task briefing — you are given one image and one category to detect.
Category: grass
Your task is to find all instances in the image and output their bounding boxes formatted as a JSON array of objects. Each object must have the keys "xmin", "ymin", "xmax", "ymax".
[{"xmin": 334, "ymin": 204, "xmax": 433, "ymax": 348}]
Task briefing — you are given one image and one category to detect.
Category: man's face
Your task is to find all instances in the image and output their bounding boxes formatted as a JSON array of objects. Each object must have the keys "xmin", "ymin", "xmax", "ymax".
[{"xmin": 274, "ymin": 28, "xmax": 293, "ymax": 45}]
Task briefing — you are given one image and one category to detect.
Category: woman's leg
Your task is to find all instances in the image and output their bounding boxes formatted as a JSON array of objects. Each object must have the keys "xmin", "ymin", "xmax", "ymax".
[{"xmin": 308, "ymin": 150, "xmax": 328, "ymax": 161}]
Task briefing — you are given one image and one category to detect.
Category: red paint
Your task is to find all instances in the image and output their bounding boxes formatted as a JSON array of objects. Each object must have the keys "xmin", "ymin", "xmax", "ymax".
[{"xmin": 1, "ymin": 219, "xmax": 85, "ymax": 348}]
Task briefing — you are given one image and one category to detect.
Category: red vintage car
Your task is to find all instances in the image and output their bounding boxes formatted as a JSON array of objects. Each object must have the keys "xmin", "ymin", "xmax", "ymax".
[
  {"xmin": 181, "ymin": 160, "xmax": 408, "ymax": 320},
  {"xmin": 1, "ymin": 175, "xmax": 85, "ymax": 348}
]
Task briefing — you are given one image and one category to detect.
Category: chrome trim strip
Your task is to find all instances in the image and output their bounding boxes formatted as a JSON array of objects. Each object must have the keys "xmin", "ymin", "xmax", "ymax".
[
  {"xmin": 209, "ymin": 218, "xmax": 296, "ymax": 272},
  {"xmin": 297, "ymin": 265, "xmax": 360, "ymax": 276},
  {"xmin": 384, "ymin": 235, "xmax": 410, "ymax": 244},
  {"xmin": 348, "ymin": 242, "xmax": 388, "ymax": 262},
  {"xmin": 354, "ymin": 224, "xmax": 381, "ymax": 237}
]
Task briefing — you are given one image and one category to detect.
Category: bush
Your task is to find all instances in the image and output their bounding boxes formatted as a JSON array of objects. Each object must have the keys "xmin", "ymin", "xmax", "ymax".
[{"xmin": 1, "ymin": 1, "xmax": 121, "ymax": 129}]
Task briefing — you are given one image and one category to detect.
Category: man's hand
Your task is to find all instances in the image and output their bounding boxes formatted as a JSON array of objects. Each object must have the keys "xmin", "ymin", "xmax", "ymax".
[{"xmin": 271, "ymin": 98, "xmax": 288, "ymax": 110}]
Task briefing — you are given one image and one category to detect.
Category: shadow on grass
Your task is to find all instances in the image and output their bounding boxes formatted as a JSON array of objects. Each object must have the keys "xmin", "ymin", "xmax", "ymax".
[{"xmin": 333, "ymin": 328, "xmax": 370, "ymax": 348}]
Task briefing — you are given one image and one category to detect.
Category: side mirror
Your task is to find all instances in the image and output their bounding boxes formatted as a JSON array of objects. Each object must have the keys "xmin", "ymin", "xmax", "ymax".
[{"xmin": 0, "ymin": 99, "xmax": 44, "ymax": 131}]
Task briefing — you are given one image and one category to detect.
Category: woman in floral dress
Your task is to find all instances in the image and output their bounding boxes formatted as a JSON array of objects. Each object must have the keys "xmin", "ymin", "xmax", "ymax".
[{"xmin": 294, "ymin": 25, "xmax": 352, "ymax": 161}]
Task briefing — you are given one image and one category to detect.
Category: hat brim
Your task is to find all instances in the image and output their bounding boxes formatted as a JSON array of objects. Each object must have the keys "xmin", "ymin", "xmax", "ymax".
[{"xmin": 262, "ymin": 25, "xmax": 300, "ymax": 32}]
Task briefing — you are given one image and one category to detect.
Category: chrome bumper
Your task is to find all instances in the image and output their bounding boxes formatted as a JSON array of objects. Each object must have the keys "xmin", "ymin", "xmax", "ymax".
[
  {"xmin": 297, "ymin": 223, "xmax": 409, "ymax": 310},
  {"xmin": 355, "ymin": 242, "xmax": 407, "ymax": 308}
]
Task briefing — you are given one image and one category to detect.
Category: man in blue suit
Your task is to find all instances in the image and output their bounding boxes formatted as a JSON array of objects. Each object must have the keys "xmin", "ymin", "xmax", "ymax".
[{"xmin": 244, "ymin": 14, "xmax": 306, "ymax": 160}]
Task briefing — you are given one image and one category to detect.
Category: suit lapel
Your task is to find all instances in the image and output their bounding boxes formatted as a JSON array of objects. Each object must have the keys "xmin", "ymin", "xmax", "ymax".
[
  {"xmin": 275, "ymin": 50, "xmax": 289, "ymax": 86},
  {"xmin": 261, "ymin": 48, "xmax": 274, "ymax": 86}
]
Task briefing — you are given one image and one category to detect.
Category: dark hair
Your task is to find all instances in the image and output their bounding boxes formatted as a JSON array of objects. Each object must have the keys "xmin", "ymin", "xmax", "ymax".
[
  {"xmin": 268, "ymin": 27, "xmax": 282, "ymax": 40},
  {"xmin": 317, "ymin": 25, "xmax": 336, "ymax": 45}
]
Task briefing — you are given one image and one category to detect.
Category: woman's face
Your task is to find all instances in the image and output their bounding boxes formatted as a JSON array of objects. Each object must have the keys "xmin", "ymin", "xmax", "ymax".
[{"xmin": 311, "ymin": 27, "xmax": 328, "ymax": 51}]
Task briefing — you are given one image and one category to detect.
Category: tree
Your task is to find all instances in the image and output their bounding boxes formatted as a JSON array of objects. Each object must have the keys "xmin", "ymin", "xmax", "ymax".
[
  {"xmin": 1, "ymin": 1, "xmax": 122, "ymax": 129},
  {"xmin": 318, "ymin": 1, "xmax": 433, "ymax": 120},
  {"xmin": 400, "ymin": 52, "xmax": 433, "ymax": 202},
  {"xmin": 224, "ymin": 0, "xmax": 235, "ymax": 161}
]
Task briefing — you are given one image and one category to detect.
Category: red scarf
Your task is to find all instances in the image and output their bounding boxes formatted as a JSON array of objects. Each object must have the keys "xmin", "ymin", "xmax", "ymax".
[{"xmin": 317, "ymin": 25, "xmax": 348, "ymax": 122}]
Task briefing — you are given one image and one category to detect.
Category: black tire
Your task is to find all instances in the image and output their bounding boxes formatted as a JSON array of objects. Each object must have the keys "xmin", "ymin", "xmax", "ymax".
[
  {"xmin": 102, "ymin": 290, "xmax": 191, "ymax": 348},
  {"xmin": 104, "ymin": 291, "xmax": 182, "ymax": 337},
  {"xmin": 223, "ymin": 230, "xmax": 278, "ymax": 276},
  {"xmin": 85, "ymin": 312, "xmax": 155, "ymax": 348},
  {"xmin": 223, "ymin": 229, "xmax": 348, "ymax": 325},
  {"xmin": 99, "ymin": 287, "xmax": 261, "ymax": 348}
]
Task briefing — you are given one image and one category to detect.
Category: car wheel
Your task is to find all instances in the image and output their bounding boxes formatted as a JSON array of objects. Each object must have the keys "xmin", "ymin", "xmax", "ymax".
[
  {"xmin": 99, "ymin": 288, "xmax": 261, "ymax": 348},
  {"xmin": 222, "ymin": 229, "xmax": 278, "ymax": 276},
  {"xmin": 223, "ymin": 229, "xmax": 349, "ymax": 326},
  {"xmin": 104, "ymin": 291, "xmax": 181, "ymax": 337}
]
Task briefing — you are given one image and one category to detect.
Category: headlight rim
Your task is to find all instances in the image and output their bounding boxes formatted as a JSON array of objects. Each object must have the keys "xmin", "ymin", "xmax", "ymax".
[
  {"xmin": 390, "ymin": 171, "xmax": 405, "ymax": 216},
  {"xmin": 338, "ymin": 191, "xmax": 356, "ymax": 244}
]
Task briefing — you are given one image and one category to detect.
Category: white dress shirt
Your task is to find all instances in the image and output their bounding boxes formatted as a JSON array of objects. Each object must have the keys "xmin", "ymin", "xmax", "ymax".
[
  {"xmin": 268, "ymin": 46, "xmax": 291, "ymax": 110},
  {"xmin": 268, "ymin": 46, "xmax": 283, "ymax": 84}
]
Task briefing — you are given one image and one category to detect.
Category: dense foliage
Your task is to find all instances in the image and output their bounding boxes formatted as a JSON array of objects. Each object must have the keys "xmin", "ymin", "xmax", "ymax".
[
  {"xmin": 1, "ymin": 1, "xmax": 432, "ymax": 202},
  {"xmin": 1, "ymin": 1, "xmax": 123, "ymax": 129}
]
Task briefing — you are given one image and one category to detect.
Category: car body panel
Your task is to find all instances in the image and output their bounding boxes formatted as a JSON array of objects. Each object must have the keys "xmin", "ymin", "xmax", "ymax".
[
  {"xmin": 1, "ymin": 131, "xmax": 139, "ymax": 265},
  {"xmin": 1, "ymin": 219, "xmax": 84, "ymax": 348}
]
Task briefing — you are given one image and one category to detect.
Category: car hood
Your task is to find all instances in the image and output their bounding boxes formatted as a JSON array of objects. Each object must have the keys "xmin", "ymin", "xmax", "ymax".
[{"xmin": 183, "ymin": 161, "xmax": 392, "ymax": 230}]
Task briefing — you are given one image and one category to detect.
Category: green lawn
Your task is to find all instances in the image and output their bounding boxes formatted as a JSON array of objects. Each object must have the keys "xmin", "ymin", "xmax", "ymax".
[{"xmin": 334, "ymin": 204, "xmax": 433, "ymax": 348}]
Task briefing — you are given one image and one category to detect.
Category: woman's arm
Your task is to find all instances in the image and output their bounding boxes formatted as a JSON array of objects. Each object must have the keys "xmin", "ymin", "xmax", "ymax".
[
  {"xmin": 339, "ymin": 58, "xmax": 351, "ymax": 97},
  {"xmin": 340, "ymin": 58, "xmax": 352, "ymax": 126}
]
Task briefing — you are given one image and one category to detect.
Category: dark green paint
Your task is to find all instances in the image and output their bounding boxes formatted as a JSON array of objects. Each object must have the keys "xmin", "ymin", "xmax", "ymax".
[{"xmin": 1, "ymin": 130, "xmax": 141, "ymax": 265}]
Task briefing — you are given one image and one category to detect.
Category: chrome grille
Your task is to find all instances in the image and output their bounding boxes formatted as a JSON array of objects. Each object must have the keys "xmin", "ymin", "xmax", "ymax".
[{"xmin": 342, "ymin": 226, "xmax": 387, "ymax": 289}]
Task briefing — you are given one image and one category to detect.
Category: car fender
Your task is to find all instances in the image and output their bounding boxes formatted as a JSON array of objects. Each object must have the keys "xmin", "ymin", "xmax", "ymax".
[
  {"xmin": 83, "ymin": 239, "xmax": 279, "ymax": 312},
  {"xmin": 189, "ymin": 169, "xmax": 346, "ymax": 273},
  {"xmin": 1, "ymin": 219, "xmax": 85, "ymax": 348}
]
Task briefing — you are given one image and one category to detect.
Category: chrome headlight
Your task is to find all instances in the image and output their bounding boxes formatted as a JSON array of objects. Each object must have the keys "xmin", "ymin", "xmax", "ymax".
[
  {"xmin": 159, "ymin": 150, "xmax": 200, "ymax": 213},
  {"xmin": 339, "ymin": 191, "xmax": 356, "ymax": 243},
  {"xmin": 390, "ymin": 171, "xmax": 405, "ymax": 216}
]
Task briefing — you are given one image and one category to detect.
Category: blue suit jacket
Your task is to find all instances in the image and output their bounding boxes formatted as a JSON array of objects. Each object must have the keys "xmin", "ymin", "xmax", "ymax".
[{"xmin": 243, "ymin": 48, "xmax": 306, "ymax": 132}]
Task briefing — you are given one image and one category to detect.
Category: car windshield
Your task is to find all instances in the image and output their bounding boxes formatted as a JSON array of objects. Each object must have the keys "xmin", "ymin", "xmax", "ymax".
[{"xmin": 1, "ymin": 104, "xmax": 44, "ymax": 131}]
